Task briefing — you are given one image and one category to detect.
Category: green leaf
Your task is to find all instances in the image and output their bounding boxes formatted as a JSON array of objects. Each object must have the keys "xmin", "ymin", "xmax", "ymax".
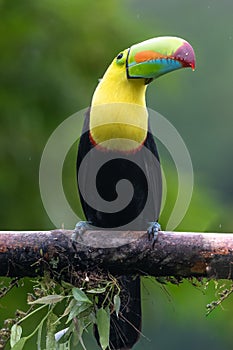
[
  {"xmin": 88, "ymin": 311, "xmax": 96, "ymax": 324},
  {"xmin": 72, "ymin": 288, "xmax": 92, "ymax": 304},
  {"xmin": 86, "ymin": 287, "xmax": 107, "ymax": 294},
  {"xmin": 113, "ymin": 294, "xmax": 121, "ymax": 318},
  {"xmin": 54, "ymin": 299, "xmax": 77, "ymax": 325},
  {"xmin": 28, "ymin": 294, "xmax": 65, "ymax": 305},
  {"xmin": 46, "ymin": 312, "xmax": 59, "ymax": 350},
  {"xmin": 66, "ymin": 302, "xmax": 91, "ymax": 324},
  {"xmin": 11, "ymin": 337, "xmax": 27, "ymax": 350},
  {"xmin": 61, "ymin": 280, "xmax": 74, "ymax": 290},
  {"xmin": 77, "ymin": 305, "xmax": 93, "ymax": 319},
  {"xmin": 96, "ymin": 307, "xmax": 110, "ymax": 350},
  {"xmin": 10, "ymin": 324, "xmax": 22, "ymax": 347},
  {"xmin": 73, "ymin": 319, "xmax": 87, "ymax": 350}
]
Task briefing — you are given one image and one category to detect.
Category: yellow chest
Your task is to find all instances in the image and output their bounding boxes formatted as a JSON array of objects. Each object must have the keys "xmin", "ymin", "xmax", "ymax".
[
  {"xmin": 89, "ymin": 63, "xmax": 148, "ymax": 152},
  {"xmin": 90, "ymin": 102, "xmax": 148, "ymax": 152}
]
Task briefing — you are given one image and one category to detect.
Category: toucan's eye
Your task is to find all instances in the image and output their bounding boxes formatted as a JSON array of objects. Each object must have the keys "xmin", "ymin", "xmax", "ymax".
[
  {"xmin": 116, "ymin": 52, "xmax": 125, "ymax": 65},
  {"xmin": 117, "ymin": 53, "xmax": 123, "ymax": 60}
]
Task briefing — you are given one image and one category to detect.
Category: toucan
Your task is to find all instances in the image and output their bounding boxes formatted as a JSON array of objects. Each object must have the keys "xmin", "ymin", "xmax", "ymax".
[{"xmin": 76, "ymin": 36, "xmax": 195, "ymax": 349}]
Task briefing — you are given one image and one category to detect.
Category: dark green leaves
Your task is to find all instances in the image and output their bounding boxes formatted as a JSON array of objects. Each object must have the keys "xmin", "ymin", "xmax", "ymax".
[
  {"xmin": 113, "ymin": 294, "xmax": 121, "ymax": 318},
  {"xmin": 96, "ymin": 307, "xmax": 110, "ymax": 350},
  {"xmin": 8, "ymin": 277, "xmax": 119, "ymax": 349}
]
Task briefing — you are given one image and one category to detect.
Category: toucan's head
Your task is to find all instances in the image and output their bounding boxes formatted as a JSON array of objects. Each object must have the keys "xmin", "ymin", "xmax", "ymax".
[
  {"xmin": 93, "ymin": 36, "xmax": 196, "ymax": 103},
  {"xmin": 114, "ymin": 36, "xmax": 195, "ymax": 84},
  {"xmin": 90, "ymin": 36, "xmax": 195, "ymax": 151}
]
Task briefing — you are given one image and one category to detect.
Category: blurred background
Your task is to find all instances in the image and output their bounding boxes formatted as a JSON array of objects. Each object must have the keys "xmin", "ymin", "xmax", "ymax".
[{"xmin": 1, "ymin": 0, "xmax": 233, "ymax": 349}]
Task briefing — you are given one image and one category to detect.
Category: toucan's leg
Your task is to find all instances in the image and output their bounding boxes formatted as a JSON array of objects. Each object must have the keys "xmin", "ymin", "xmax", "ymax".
[
  {"xmin": 147, "ymin": 222, "xmax": 161, "ymax": 246},
  {"xmin": 71, "ymin": 221, "xmax": 91, "ymax": 241}
]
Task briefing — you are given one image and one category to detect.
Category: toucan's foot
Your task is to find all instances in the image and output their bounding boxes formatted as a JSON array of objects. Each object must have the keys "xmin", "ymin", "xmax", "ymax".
[
  {"xmin": 71, "ymin": 221, "xmax": 91, "ymax": 241},
  {"xmin": 147, "ymin": 222, "xmax": 161, "ymax": 247}
]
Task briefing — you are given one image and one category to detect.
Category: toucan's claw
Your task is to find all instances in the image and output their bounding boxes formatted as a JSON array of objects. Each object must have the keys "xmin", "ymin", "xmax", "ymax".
[
  {"xmin": 147, "ymin": 222, "xmax": 161, "ymax": 247},
  {"xmin": 72, "ymin": 221, "xmax": 91, "ymax": 241}
]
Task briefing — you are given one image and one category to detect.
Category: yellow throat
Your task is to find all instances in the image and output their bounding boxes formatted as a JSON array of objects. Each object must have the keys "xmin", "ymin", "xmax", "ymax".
[{"xmin": 89, "ymin": 55, "xmax": 148, "ymax": 152}]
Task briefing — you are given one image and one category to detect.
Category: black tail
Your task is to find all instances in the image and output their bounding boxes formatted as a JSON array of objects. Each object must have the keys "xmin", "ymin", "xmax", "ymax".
[{"xmin": 95, "ymin": 276, "xmax": 141, "ymax": 350}]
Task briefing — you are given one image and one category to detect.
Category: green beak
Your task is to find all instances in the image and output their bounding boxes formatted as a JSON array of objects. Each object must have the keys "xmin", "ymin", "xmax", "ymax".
[{"xmin": 127, "ymin": 36, "xmax": 195, "ymax": 82}]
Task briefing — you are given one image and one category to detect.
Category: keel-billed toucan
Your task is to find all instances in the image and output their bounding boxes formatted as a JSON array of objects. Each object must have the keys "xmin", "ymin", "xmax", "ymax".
[{"xmin": 76, "ymin": 36, "xmax": 195, "ymax": 349}]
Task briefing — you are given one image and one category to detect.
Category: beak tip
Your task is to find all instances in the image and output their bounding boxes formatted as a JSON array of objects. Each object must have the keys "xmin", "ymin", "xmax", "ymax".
[
  {"xmin": 174, "ymin": 40, "xmax": 196, "ymax": 71},
  {"xmin": 190, "ymin": 61, "xmax": 196, "ymax": 71}
]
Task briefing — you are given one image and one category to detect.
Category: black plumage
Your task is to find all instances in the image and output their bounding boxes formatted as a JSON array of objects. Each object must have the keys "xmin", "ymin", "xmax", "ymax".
[{"xmin": 77, "ymin": 110, "xmax": 162, "ymax": 230}]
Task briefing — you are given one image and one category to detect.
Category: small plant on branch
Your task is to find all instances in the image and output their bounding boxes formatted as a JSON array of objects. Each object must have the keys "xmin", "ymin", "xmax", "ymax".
[{"xmin": 0, "ymin": 274, "xmax": 121, "ymax": 350}]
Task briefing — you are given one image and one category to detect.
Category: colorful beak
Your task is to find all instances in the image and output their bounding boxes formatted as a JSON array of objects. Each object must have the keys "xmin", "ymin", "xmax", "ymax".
[{"xmin": 127, "ymin": 36, "xmax": 195, "ymax": 81}]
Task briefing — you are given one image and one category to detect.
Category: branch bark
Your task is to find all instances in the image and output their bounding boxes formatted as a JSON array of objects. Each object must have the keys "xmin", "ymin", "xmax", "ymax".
[{"xmin": 0, "ymin": 230, "xmax": 233, "ymax": 280}]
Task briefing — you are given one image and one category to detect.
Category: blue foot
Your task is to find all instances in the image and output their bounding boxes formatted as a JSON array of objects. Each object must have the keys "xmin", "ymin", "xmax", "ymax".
[
  {"xmin": 71, "ymin": 221, "xmax": 91, "ymax": 241},
  {"xmin": 147, "ymin": 222, "xmax": 161, "ymax": 246}
]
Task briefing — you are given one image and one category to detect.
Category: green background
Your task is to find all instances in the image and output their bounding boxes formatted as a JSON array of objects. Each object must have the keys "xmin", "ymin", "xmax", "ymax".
[{"xmin": 1, "ymin": 0, "xmax": 233, "ymax": 349}]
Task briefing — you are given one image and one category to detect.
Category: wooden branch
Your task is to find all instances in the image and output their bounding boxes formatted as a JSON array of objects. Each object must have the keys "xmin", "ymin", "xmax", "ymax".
[{"xmin": 0, "ymin": 230, "xmax": 233, "ymax": 281}]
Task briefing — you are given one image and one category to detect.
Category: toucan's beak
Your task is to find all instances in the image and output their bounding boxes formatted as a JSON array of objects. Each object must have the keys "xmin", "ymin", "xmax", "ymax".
[{"xmin": 126, "ymin": 36, "xmax": 195, "ymax": 82}]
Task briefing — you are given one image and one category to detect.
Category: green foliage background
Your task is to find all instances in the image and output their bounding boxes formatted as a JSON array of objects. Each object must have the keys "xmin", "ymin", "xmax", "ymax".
[{"xmin": 1, "ymin": 0, "xmax": 233, "ymax": 349}]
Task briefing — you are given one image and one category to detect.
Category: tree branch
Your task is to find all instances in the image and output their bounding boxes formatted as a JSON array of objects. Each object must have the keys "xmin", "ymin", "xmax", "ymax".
[{"xmin": 0, "ymin": 230, "xmax": 233, "ymax": 280}]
